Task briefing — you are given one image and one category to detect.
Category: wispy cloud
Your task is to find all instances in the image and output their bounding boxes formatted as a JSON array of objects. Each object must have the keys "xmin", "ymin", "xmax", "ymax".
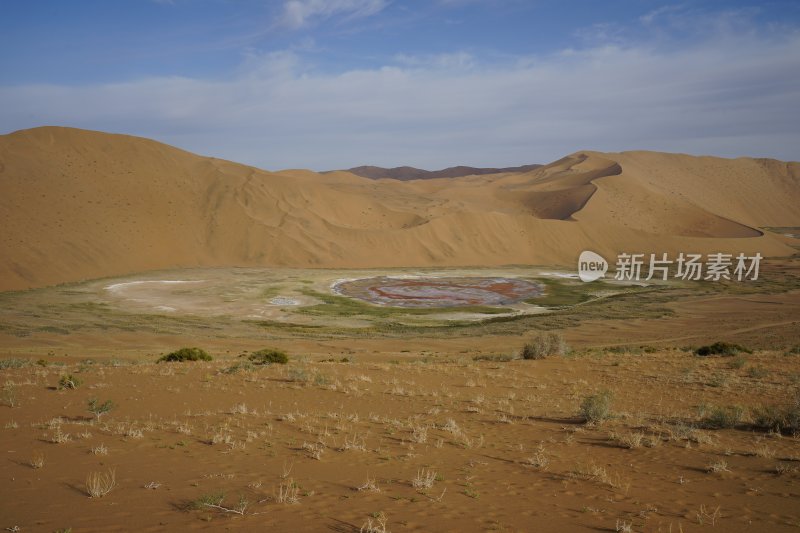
[
  {"xmin": 278, "ymin": 0, "xmax": 388, "ymax": 29},
  {"xmin": 2, "ymin": 10, "xmax": 798, "ymax": 169}
]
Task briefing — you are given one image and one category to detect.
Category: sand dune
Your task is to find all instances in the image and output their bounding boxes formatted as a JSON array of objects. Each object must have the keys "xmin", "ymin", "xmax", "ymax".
[{"xmin": 0, "ymin": 126, "xmax": 797, "ymax": 291}]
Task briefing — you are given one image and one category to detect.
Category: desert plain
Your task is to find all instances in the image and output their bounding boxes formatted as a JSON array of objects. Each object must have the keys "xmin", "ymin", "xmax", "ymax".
[{"xmin": 1, "ymin": 127, "xmax": 800, "ymax": 532}]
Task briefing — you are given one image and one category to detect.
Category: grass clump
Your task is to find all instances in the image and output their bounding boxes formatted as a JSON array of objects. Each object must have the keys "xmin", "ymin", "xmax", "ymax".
[
  {"xmin": 522, "ymin": 332, "xmax": 568, "ymax": 360},
  {"xmin": 579, "ymin": 390, "xmax": 613, "ymax": 423},
  {"xmin": 189, "ymin": 491, "xmax": 249, "ymax": 515},
  {"xmin": 247, "ymin": 348, "xmax": 289, "ymax": 365},
  {"xmin": 701, "ymin": 405, "xmax": 744, "ymax": 429},
  {"xmin": 752, "ymin": 394, "xmax": 800, "ymax": 434},
  {"xmin": 58, "ymin": 374, "xmax": 82, "ymax": 390},
  {"xmin": 695, "ymin": 341, "xmax": 750, "ymax": 357},
  {"xmin": 158, "ymin": 347, "xmax": 212, "ymax": 363}
]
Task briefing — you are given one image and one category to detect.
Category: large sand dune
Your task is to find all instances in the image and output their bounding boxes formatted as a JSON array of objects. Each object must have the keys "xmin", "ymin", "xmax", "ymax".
[{"xmin": 1, "ymin": 126, "xmax": 797, "ymax": 291}]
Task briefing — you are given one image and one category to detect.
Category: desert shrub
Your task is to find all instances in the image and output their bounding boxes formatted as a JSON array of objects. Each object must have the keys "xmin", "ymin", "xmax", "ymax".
[
  {"xmin": 752, "ymin": 394, "xmax": 800, "ymax": 434},
  {"xmin": 522, "ymin": 332, "xmax": 568, "ymax": 360},
  {"xmin": 158, "ymin": 347, "xmax": 212, "ymax": 363},
  {"xmin": 58, "ymin": 374, "xmax": 82, "ymax": 390},
  {"xmin": 247, "ymin": 348, "xmax": 289, "ymax": 365},
  {"xmin": 701, "ymin": 405, "xmax": 744, "ymax": 429},
  {"xmin": 222, "ymin": 362, "xmax": 255, "ymax": 374},
  {"xmin": 695, "ymin": 342, "xmax": 750, "ymax": 357},
  {"xmin": 579, "ymin": 390, "xmax": 613, "ymax": 423},
  {"xmin": 87, "ymin": 398, "xmax": 114, "ymax": 421}
]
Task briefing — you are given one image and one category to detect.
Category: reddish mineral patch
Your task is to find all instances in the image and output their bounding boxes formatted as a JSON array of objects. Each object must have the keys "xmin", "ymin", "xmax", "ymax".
[{"xmin": 334, "ymin": 276, "xmax": 543, "ymax": 308}]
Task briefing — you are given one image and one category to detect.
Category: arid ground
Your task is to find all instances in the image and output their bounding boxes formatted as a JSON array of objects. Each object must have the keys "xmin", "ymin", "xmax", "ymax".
[
  {"xmin": 2, "ymin": 258, "xmax": 800, "ymax": 532},
  {"xmin": 1, "ymin": 128, "xmax": 799, "ymax": 532}
]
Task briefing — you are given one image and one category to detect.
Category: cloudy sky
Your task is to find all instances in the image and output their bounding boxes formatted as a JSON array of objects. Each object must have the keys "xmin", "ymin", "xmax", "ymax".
[{"xmin": 2, "ymin": 0, "xmax": 799, "ymax": 170}]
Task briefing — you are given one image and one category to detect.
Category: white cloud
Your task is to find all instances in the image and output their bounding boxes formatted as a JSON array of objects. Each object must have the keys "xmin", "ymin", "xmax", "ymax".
[
  {"xmin": 2, "ymin": 25, "xmax": 799, "ymax": 170},
  {"xmin": 279, "ymin": 0, "xmax": 388, "ymax": 29}
]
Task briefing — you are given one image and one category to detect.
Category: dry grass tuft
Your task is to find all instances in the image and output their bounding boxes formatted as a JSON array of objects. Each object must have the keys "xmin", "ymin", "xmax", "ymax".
[{"xmin": 86, "ymin": 468, "xmax": 116, "ymax": 498}]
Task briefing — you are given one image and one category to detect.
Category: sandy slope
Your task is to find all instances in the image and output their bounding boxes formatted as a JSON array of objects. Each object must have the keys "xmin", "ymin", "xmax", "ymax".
[{"xmin": 1, "ymin": 127, "xmax": 797, "ymax": 291}]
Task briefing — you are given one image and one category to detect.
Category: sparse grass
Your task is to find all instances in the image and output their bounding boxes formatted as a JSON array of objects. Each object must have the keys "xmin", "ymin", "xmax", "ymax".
[
  {"xmin": 472, "ymin": 353, "xmax": 515, "ymax": 362},
  {"xmin": 277, "ymin": 478, "xmax": 300, "ymax": 504},
  {"xmin": 360, "ymin": 511, "xmax": 389, "ymax": 533},
  {"xmin": 746, "ymin": 365, "xmax": 769, "ymax": 379},
  {"xmin": 412, "ymin": 468, "xmax": 438, "ymax": 490},
  {"xmin": 522, "ymin": 332, "xmax": 568, "ymax": 359},
  {"xmin": 613, "ymin": 430, "xmax": 644, "ymax": 449},
  {"xmin": 579, "ymin": 390, "xmax": 613, "ymax": 423},
  {"xmin": 0, "ymin": 358, "xmax": 32, "ymax": 369},
  {"xmin": 701, "ymin": 405, "xmax": 744, "ymax": 429},
  {"xmin": 91, "ymin": 443, "xmax": 109, "ymax": 455},
  {"xmin": 1, "ymin": 383, "xmax": 17, "ymax": 407},
  {"xmin": 706, "ymin": 459, "xmax": 730, "ymax": 473},
  {"xmin": 158, "ymin": 347, "xmax": 212, "ymax": 363},
  {"xmin": 356, "ymin": 475, "xmax": 381, "ymax": 492},
  {"xmin": 86, "ymin": 468, "xmax": 116, "ymax": 498},
  {"xmin": 751, "ymin": 394, "xmax": 800, "ymax": 434}
]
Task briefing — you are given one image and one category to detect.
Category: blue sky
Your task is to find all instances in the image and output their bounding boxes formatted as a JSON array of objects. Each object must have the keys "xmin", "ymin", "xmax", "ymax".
[{"xmin": 2, "ymin": 0, "xmax": 799, "ymax": 169}]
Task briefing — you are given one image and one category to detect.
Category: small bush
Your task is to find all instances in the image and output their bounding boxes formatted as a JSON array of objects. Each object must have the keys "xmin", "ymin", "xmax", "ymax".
[
  {"xmin": 87, "ymin": 398, "xmax": 114, "ymax": 421},
  {"xmin": 579, "ymin": 390, "xmax": 613, "ymax": 423},
  {"xmin": 522, "ymin": 332, "xmax": 568, "ymax": 360},
  {"xmin": 158, "ymin": 347, "xmax": 212, "ymax": 363},
  {"xmin": 247, "ymin": 348, "xmax": 289, "ymax": 365},
  {"xmin": 58, "ymin": 374, "xmax": 82, "ymax": 390},
  {"xmin": 701, "ymin": 405, "xmax": 744, "ymax": 429},
  {"xmin": 695, "ymin": 342, "xmax": 750, "ymax": 357},
  {"xmin": 222, "ymin": 362, "xmax": 255, "ymax": 374}
]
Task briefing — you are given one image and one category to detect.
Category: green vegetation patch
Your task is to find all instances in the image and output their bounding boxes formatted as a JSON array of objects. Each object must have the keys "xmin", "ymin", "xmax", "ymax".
[{"xmin": 158, "ymin": 347, "xmax": 213, "ymax": 363}]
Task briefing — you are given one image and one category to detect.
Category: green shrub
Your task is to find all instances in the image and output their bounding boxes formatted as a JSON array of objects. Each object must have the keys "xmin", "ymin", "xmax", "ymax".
[
  {"xmin": 695, "ymin": 342, "xmax": 750, "ymax": 357},
  {"xmin": 247, "ymin": 348, "xmax": 289, "ymax": 365},
  {"xmin": 87, "ymin": 398, "xmax": 114, "ymax": 421},
  {"xmin": 579, "ymin": 390, "xmax": 613, "ymax": 423},
  {"xmin": 701, "ymin": 405, "xmax": 744, "ymax": 429},
  {"xmin": 522, "ymin": 332, "xmax": 568, "ymax": 360},
  {"xmin": 158, "ymin": 347, "xmax": 212, "ymax": 363},
  {"xmin": 58, "ymin": 374, "xmax": 82, "ymax": 390}
]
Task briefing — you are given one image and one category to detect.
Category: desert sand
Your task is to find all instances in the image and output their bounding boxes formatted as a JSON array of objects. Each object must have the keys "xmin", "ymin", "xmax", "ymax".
[
  {"xmin": 1, "ymin": 126, "xmax": 797, "ymax": 291},
  {"xmin": 1, "ymin": 127, "xmax": 800, "ymax": 532}
]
